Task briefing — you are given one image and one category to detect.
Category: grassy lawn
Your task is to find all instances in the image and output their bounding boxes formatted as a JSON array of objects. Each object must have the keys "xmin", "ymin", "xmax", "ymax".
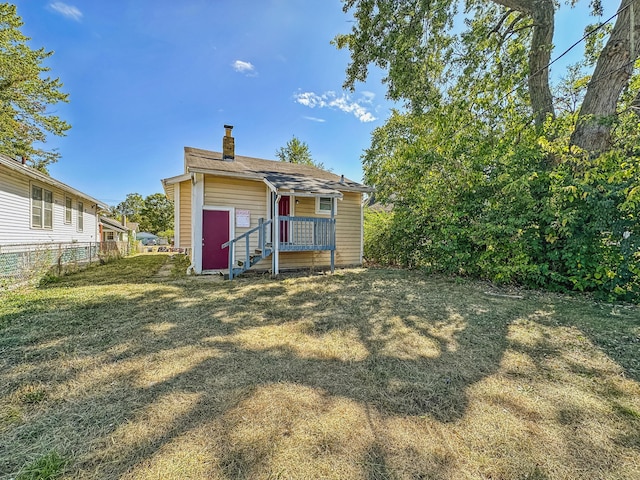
[{"xmin": 1, "ymin": 255, "xmax": 639, "ymax": 480}]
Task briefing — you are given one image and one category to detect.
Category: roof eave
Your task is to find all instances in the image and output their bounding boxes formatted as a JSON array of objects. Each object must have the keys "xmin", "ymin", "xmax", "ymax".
[
  {"xmin": 184, "ymin": 160, "xmax": 375, "ymax": 194},
  {"xmin": 336, "ymin": 185, "xmax": 375, "ymax": 194},
  {"xmin": 187, "ymin": 167, "xmax": 264, "ymax": 181},
  {"xmin": 0, "ymin": 155, "xmax": 107, "ymax": 208},
  {"xmin": 161, "ymin": 173, "xmax": 192, "ymax": 185}
]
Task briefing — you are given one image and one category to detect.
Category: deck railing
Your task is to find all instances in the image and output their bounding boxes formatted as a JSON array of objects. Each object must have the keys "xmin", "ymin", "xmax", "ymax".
[
  {"xmin": 278, "ymin": 216, "xmax": 335, "ymax": 251},
  {"xmin": 221, "ymin": 216, "xmax": 336, "ymax": 279}
]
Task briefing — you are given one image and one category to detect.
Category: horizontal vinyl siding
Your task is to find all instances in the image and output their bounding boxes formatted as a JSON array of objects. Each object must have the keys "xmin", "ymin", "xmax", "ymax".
[
  {"xmin": 0, "ymin": 166, "xmax": 26, "ymax": 245},
  {"xmin": 179, "ymin": 180, "xmax": 192, "ymax": 249},
  {"xmin": 335, "ymin": 192, "xmax": 364, "ymax": 265},
  {"xmin": 204, "ymin": 176, "xmax": 268, "ymax": 263},
  {"xmin": 0, "ymin": 166, "xmax": 99, "ymax": 246},
  {"xmin": 277, "ymin": 192, "xmax": 363, "ymax": 270}
]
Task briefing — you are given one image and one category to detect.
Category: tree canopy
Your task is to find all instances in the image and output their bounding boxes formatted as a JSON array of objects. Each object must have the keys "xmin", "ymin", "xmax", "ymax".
[
  {"xmin": 338, "ymin": 0, "xmax": 640, "ymax": 300},
  {"xmin": 275, "ymin": 135, "xmax": 326, "ymax": 169},
  {"xmin": 115, "ymin": 193, "xmax": 145, "ymax": 225},
  {"xmin": 0, "ymin": 3, "xmax": 70, "ymax": 172},
  {"xmin": 335, "ymin": 0, "xmax": 639, "ymax": 154},
  {"xmin": 109, "ymin": 192, "xmax": 174, "ymax": 235},
  {"xmin": 141, "ymin": 193, "xmax": 174, "ymax": 235}
]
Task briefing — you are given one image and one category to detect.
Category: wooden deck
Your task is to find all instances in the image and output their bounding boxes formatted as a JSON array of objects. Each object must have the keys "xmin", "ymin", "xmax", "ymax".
[{"xmin": 222, "ymin": 217, "xmax": 336, "ymax": 279}]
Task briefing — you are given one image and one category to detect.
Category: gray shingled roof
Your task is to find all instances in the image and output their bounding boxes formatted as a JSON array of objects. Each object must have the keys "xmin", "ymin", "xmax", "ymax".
[
  {"xmin": 183, "ymin": 147, "xmax": 373, "ymax": 194},
  {"xmin": 99, "ymin": 216, "xmax": 128, "ymax": 233}
]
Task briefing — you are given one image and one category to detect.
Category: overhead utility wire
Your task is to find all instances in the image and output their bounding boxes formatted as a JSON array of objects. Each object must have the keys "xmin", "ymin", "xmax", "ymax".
[{"xmin": 491, "ymin": 1, "xmax": 632, "ymax": 114}]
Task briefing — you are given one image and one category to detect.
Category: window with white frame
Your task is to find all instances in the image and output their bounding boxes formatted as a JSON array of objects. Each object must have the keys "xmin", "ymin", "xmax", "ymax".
[
  {"xmin": 65, "ymin": 196, "xmax": 72, "ymax": 224},
  {"xmin": 31, "ymin": 184, "xmax": 53, "ymax": 229},
  {"xmin": 315, "ymin": 196, "xmax": 336, "ymax": 215},
  {"xmin": 105, "ymin": 231, "xmax": 115, "ymax": 241},
  {"xmin": 77, "ymin": 201, "xmax": 84, "ymax": 232}
]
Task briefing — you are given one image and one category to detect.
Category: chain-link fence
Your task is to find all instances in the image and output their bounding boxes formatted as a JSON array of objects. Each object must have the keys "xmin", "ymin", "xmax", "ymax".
[{"xmin": 0, "ymin": 241, "xmax": 132, "ymax": 288}]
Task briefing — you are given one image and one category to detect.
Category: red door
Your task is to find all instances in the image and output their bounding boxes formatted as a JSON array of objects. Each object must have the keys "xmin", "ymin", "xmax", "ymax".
[
  {"xmin": 202, "ymin": 210, "xmax": 230, "ymax": 270},
  {"xmin": 279, "ymin": 196, "xmax": 290, "ymax": 243}
]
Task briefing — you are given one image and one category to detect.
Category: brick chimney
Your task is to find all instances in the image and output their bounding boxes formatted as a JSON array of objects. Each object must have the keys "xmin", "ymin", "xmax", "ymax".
[{"xmin": 223, "ymin": 125, "xmax": 234, "ymax": 161}]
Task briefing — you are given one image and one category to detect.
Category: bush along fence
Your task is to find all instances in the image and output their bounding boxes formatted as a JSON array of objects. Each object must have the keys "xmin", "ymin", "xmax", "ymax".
[{"xmin": 0, "ymin": 241, "xmax": 132, "ymax": 288}]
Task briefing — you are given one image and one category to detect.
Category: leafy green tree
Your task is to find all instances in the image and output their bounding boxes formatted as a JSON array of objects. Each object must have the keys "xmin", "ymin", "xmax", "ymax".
[
  {"xmin": 275, "ymin": 136, "xmax": 326, "ymax": 169},
  {"xmin": 156, "ymin": 229, "xmax": 174, "ymax": 242},
  {"xmin": 100, "ymin": 204, "xmax": 119, "ymax": 218},
  {"xmin": 115, "ymin": 193, "xmax": 145, "ymax": 225},
  {"xmin": 0, "ymin": 3, "xmax": 70, "ymax": 172},
  {"xmin": 343, "ymin": 0, "xmax": 640, "ymax": 301},
  {"xmin": 335, "ymin": 0, "xmax": 639, "ymax": 154},
  {"xmin": 141, "ymin": 193, "xmax": 173, "ymax": 234}
]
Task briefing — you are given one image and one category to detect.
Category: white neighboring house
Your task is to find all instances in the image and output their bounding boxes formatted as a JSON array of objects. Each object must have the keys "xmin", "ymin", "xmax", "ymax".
[{"xmin": 0, "ymin": 154, "xmax": 106, "ymax": 246}]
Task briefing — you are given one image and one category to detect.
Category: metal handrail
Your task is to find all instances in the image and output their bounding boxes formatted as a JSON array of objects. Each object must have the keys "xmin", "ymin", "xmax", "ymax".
[
  {"xmin": 221, "ymin": 218, "xmax": 272, "ymax": 280},
  {"xmin": 221, "ymin": 216, "xmax": 336, "ymax": 279}
]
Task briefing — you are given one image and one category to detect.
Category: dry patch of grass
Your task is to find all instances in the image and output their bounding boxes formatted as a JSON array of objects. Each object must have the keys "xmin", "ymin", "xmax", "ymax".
[{"xmin": 1, "ymin": 256, "xmax": 639, "ymax": 479}]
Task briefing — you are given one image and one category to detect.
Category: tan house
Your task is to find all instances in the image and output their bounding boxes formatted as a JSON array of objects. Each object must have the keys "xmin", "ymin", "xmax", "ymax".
[{"xmin": 161, "ymin": 126, "xmax": 373, "ymax": 278}]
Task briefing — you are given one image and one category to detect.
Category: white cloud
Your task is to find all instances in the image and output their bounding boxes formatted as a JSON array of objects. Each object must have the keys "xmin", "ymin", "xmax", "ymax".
[
  {"xmin": 294, "ymin": 91, "xmax": 377, "ymax": 123},
  {"xmin": 232, "ymin": 60, "xmax": 256, "ymax": 75},
  {"xmin": 295, "ymin": 92, "xmax": 329, "ymax": 108},
  {"xmin": 360, "ymin": 91, "xmax": 376, "ymax": 104},
  {"xmin": 49, "ymin": 2, "xmax": 83, "ymax": 21},
  {"xmin": 303, "ymin": 116, "xmax": 326, "ymax": 123}
]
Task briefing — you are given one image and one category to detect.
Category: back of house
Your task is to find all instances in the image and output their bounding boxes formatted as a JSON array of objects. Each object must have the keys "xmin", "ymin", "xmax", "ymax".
[{"xmin": 162, "ymin": 126, "xmax": 373, "ymax": 276}]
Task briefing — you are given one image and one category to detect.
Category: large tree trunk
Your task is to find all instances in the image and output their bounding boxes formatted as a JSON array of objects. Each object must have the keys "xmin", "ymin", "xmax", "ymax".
[
  {"xmin": 528, "ymin": 1, "xmax": 555, "ymax": 128},
  {"xmin": 495, "ymin": 0, "xmax": 556, "ymax": 128},
  {"xmin": 570, "ymin": 0, "xmax": 640, "ymax": 153}
]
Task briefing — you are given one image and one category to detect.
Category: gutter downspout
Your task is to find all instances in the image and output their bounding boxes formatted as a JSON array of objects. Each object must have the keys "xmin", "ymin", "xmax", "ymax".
[
  {"xmin": 273, "ymin": 194, "xmax": 281, "ymax": 275},
  {"xmin": 361, "ymin": 195, "xmax": 367, "ymax": 265},
  {"xmin": 330, "ymin": 197, "xmax": 335, "ymax": 273}
]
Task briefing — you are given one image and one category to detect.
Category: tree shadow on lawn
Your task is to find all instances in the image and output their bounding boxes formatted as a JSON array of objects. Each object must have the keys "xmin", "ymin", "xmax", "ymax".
[
  {"xmin": 528, "ymin": 297, "xmax": 640, "ymax": 383},
  {"xmin": 2, "ymin": 264, "xmax": 636, "ymax": 478},
  {"xmin": 0, "ymin": 268, "xmax": 521, "ymax": 478}
]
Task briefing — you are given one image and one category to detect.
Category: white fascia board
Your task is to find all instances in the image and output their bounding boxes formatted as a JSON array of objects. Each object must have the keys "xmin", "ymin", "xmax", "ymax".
[
  {"xmin": 263, "ymin": 177, "xmax": 278, "ymax": 193},
  {"xmin": 162, "ymin": 173, "xmax": 192, "ymax": 185},
  {"xmin": 187, "ymin": 168, "xmax": 264, "ymax": 181},
  {"xmin": 288, "ymin": 191, "xmax": 343, "ymax": 199}
]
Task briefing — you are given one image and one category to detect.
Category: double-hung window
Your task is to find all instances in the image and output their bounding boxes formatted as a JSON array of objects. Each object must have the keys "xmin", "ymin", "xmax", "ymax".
[
  {"xmin": 315, "ymin": 196, "xmax": 336, "ymax": 215},
  {"xmin": 77, "ymin": 201, "xmax": 84, "ymax": 232},
  {"xmin": 65, "ymin": 197, "xmax": 72, "ymax": 224},
  {"xmin": 31, "ymin": 185, "xmax": 53, "ymax": 229}
]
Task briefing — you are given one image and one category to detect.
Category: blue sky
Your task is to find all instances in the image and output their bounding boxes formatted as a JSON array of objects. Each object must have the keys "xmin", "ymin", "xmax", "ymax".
[{"xmin": 14, "ymin": 0, "xmax": 616, "ymax": 207}]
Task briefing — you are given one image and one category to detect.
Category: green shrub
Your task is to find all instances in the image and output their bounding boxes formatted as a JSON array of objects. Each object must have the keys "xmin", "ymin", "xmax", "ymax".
[{"xmin": 362, "ymin": 111, "xmax": 640, "ymax": 301}]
